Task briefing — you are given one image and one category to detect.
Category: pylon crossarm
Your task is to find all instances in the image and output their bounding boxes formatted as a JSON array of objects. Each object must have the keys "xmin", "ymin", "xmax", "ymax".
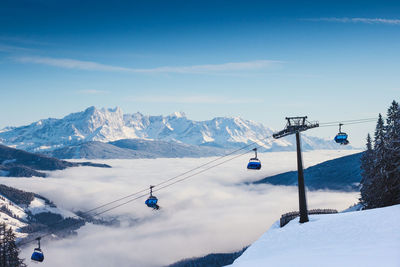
[{"xmin": 273, "ymin": 116, "xmax": 319, "ymax": 139}]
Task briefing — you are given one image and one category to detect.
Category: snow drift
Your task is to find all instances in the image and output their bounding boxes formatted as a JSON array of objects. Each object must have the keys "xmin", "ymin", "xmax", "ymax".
[{"xmin": 231, "ymin": 205, "xmax": 400, "ymax": 267}]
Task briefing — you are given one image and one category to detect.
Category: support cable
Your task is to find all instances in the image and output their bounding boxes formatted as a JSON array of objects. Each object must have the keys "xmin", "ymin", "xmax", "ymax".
[
  {"xmin": 18, "ymin": 136, "xmax": 272, "ymax": 246},
  {"xmin": 17, "ymin": 115, "xmax": 384, "ymax": 246}
]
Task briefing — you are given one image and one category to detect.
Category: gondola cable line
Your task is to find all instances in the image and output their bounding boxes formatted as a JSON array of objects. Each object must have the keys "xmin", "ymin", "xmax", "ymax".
[
  {"xmin": 19, "ymin": 115, "xmax": 382, "ymax": 260},
  {"xmin": 319, "ymin": 117, "xmax": 378, "ymax": 125},
  {"xmin": 21, "ymin": 116, "xmax": 381, "ymax": 246},
  {"xmin": 19, "ymin": 148, "xmax": 260, "ymax": 249},
  {"xmin": 319, "ymin": 118, "xmax": 379, "ymax": 127},
  {"xmin": 319, "ymin": 119, "xmax": 378, "ymax": 127},
  {"xmin": 19, "ymin": 137, "xmax": 273, "ymax": 248},
  {"xmin": 23, "ymin": 115, "xmax": 381, "ymax": 239},
  {"xmin": 19, "ymin": 135, "xmax": 273, "ymax": 241}
]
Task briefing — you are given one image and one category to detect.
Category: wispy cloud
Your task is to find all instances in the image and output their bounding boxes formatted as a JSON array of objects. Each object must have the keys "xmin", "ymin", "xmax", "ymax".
[
  {"xmin": 0, "ymin": 36, "xmax": 50, "ymax": 46},
  {"xmin": 0, "ymin": 44, "xmax": 32, "ymax": 52},
  {"xmin": 303, "ymin": 17, "xmax": 400, "ymax": 25},
  {"xmin": 15, "ymin": 56, "xmax": 131, "ymax": 72},
  {"xmin": 129, "ymin": 95, "xmax": 264, "ymax": 104},
  {"xmin": 133, "ymin": 60, "xmax": 281, "ymax": 74},
  {"xmin": 76, "ymin": 89, "xmax": 109, "ymax": 95},
  {"xmin": 14, "ymin": 56, "xmax": 282, "ymax": 74}
]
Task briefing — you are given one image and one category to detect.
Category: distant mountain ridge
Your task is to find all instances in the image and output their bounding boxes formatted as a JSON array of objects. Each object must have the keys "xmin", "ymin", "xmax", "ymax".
[
  {"xmin": 0, "ymin": 106, "xmax": 350, "ymax": 157},
  {"xmin": 43, "ymin": 139, "xmax": 227, "ymax": 159},
  {"xmin": 253, "ymin": 152, "xmax": 363, "ymax": 191},
  {"xmin": 0, "ymin": 144, "xmax": 110, "ymax": 177}
]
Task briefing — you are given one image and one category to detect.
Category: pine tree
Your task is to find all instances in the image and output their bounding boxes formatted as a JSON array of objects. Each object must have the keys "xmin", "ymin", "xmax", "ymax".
[
  {"xmin": 0, "ymin": 223, "xmax": 26, "ymax": 267},
  {"xmin": 384, "ymin": 100, "xmax": 400, "ymax": 205},
  {"xmin": 374, "ymin": 114, "xmax": 385, "ymax": 150},
  {"xmin": 360, "ymin": 101, "xmax": 400, "ymax": 208},
  {"xmin": 360, "ymin": 134, "xmax": 374, "ymax": 207},
  {"xmin": 367, "ymin": 113, "xmax": 387, "ymax": 208}
]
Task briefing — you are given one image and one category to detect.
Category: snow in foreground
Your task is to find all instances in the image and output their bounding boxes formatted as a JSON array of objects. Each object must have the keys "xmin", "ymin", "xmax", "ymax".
[{"xmin": 231, "ymin": 204, "xmax": 400, "ymax": 267}]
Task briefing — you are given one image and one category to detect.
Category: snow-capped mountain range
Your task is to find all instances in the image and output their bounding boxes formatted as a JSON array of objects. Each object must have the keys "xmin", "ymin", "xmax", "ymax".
[{"xmin": 0, "ymin": 106, "xmax": 348, "ymax": 155}]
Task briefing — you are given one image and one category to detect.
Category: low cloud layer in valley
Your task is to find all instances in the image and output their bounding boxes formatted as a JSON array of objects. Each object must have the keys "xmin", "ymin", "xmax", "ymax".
[{"xmin": 0, "ymin": 150, "xmax": 360, "ymax": 266}]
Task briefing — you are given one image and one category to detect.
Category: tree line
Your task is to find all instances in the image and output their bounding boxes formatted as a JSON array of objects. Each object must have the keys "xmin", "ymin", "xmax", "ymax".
[
  {"xmin": 360, "ymin": 100, "xmax": 400, "ymax": 208},
  {"xmin": 0, "ymin": 223, "xmax": 26, "ymax": 267}
]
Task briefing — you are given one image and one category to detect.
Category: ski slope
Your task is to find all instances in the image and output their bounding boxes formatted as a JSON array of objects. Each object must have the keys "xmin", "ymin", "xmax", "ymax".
[
  {"xmin": 231, "ymin": 205, "xmax": 400, "ymax": 267},
  {"xmin": 0, "ymin": 190, "xmax": 79, "ymax": 241},
  {"xmin": 0, "ymin": 195, "xmax": 28, "ymax": 238}
]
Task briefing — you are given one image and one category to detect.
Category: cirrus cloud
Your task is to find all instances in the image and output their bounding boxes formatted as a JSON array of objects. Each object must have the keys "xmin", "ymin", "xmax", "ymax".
[
  {"xmin": 303, "ymin": 17, "xmax": 400, "ymax": 25},
  {"xmin": 128, "ymin": 95, "xmax": 264, "ymax": 104},
  {"xmin": 76, "ymin": 89, "xmax": 109, "ymax": 95},
  {"xmin": 14, "ymin": 56, "xmax": 282, "ymax": 74}
]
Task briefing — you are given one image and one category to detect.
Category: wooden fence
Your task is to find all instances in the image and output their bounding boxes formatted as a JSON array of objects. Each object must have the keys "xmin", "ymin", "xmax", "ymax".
[{"xmin": 280, "ymin": 209, "xmax": 338, "ymax": 227}]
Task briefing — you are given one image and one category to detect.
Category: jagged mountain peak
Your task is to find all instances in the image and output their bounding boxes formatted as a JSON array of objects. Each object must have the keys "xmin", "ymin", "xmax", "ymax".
[
  {"xmin": 67, "ymin": 106, "xmax": 123, "ymax": 119},
  {"xmin": 168, "ymin": 111, "xmax": 186, "ymax": 118}
]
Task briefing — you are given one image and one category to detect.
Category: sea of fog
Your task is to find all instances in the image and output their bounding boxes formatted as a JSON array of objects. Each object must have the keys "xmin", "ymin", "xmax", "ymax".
[{"xmin": 0, "ymin": 150, "xmax": 361, "ymax": 267}]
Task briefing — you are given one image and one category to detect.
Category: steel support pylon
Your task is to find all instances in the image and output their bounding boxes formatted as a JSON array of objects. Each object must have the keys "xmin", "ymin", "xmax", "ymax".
[
  {"xmin": 296, "ymin": 132, "xmax": 309, "ymax": 223},
  {"xmin": 273, "ymin": 116, "xmax": 318, "ymax": 224}
]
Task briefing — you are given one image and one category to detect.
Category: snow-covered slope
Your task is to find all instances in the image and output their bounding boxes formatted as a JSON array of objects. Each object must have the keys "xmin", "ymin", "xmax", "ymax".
[
  {"xmin": 0, "ymin": 184, "xmax": 84, "ymax": 241},
  {"xmin": 0, "ymin": 106, "xmax": 348, "ymax": 153},
  {"xmin": 231, "ymin": 205, "xmax": 400, "ymax": 267},
  {"xmin": 0, "ymin": 193, "xmax": 70, "ymax": 239},
  {"xmin": 0, "ymin": 195, "xmax": 28, "ymax": 239}
]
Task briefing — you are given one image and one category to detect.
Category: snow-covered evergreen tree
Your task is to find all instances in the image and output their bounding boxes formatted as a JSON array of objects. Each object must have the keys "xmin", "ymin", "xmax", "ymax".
[
  {"xmin": 368, "ymin": 113, "xmax": 386, "ymax": 208},
  {"xmin": 385, "ymin": 100, "xmax": 400, "ymax": 205},
  {"xmin": 0, "ymin": 223, "xmax": 26, "ymax": 267},
  {"xmin": 360, "ymin": 134, "xmax": 374, "ymax": 207},
  {"xmin": 360, "ymin": 100, "xmax": 400, "ymax": 208}
]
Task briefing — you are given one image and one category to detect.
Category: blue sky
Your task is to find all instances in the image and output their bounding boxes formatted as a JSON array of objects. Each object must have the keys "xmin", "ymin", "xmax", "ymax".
[{"xmin": 1, "ymin": 0, "xmax": 399, "ymax": 146}]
